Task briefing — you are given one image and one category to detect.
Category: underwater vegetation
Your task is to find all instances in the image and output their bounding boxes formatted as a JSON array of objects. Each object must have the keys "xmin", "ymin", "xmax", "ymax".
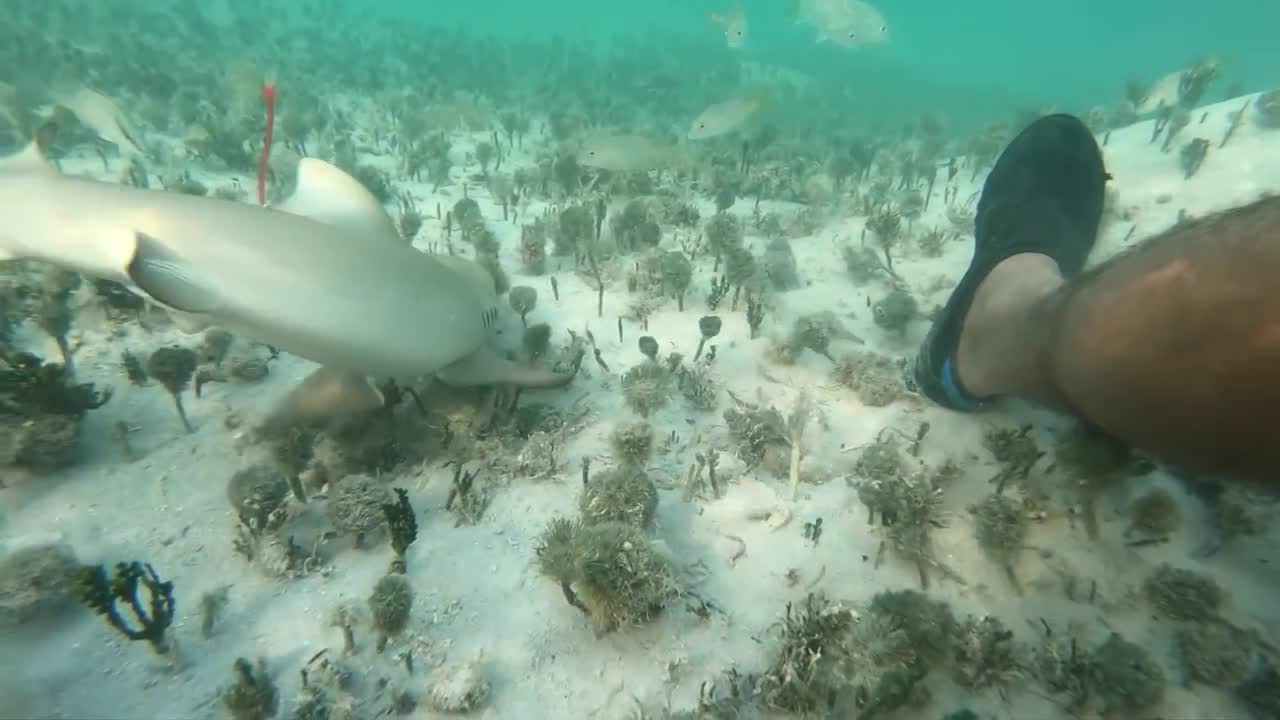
[
  {"xmin": 536, "ymin": 518, "xmax": 677, "ymax": 635},
  {"xmin": 0, "ymin": 350, "xmax": 111, "ymax": 474},
  {"xmin": 75, "ymin": 561, "xmax": 176, "ymax": 656},
  {"xmin": 5, "ymin": 2, "xmax": 1280, "ymax": 719}
]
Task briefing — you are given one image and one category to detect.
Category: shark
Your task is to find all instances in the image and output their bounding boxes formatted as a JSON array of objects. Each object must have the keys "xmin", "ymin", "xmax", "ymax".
[{"xmin": 0, "ymin": 141, "xmax": 579, "ymax": 418}]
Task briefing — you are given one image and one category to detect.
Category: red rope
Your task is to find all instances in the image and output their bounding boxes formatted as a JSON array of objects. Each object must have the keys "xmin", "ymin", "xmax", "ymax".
[{"xmin": 258, "ymin": 83, "xmax": 277, "ymax": 206}]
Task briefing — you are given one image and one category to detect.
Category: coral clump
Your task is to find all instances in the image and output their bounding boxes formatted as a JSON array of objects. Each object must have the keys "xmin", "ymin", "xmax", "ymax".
[
  {"xmin": 757, "ymin": 591, "xmax": 954, "ymax": 716},
  {"xmin": 0, "ymin": 351, "xmax": 111, "ymax": 473},
  {"xmin": 621, "ymin": 360, "xmax": 672, "ymax": 417},
  {"xmin": 0, "ymin": 542, "xmax": 81, "ymax": 626},
  {"xmin": 328, "ymin": 474, "xmax": 393, "ymax": 546},
  {"xmin": 536, "ymin": 519, "xmax": 676, "ymax": 634},
  {"xmin": 971, "ymin": 491, "xmax": 1030, "ymax": 593},
  {"xmin": 426, "ymin": 662, "xmax": 490, "ymax": 713},
  {"xmin": 831, "ymin": 349, "xmax": 904, "ymax": 407},
  {"xmin": 1178, "ymin": 620, "xmax": 1256, "ymax": 687},
  {"xmin": 580, "ymin": 465, "xmax": 659, "ymax": 529},
  {"xmin": 369, "ymin": 574, "xmax": 413, "ymax": 652},
  {"xmin": 1143, "ymin": 564, "xmax": 1225, "ymax": 621}
]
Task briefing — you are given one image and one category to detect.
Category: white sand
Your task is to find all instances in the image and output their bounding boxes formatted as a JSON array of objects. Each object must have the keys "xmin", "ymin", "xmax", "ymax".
[{"xmin": 2, "ymin": 93, "xmax": 1279, "ymax": 719}]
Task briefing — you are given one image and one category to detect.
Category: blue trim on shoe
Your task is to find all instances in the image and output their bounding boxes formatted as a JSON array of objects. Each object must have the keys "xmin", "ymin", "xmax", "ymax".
[{"xmin": 940, "ymin": 356, "xmax": 982, "ymax": 412}]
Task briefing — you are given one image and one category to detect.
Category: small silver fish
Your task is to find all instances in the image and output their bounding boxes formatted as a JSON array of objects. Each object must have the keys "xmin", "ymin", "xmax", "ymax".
[
  {"xmin": 710, "ymin": 7, "xmax": 748, "ymax": 50},
  {"xmin": 793, "ymin": 0, "xmax": 889, "ymax": 49},
  {"xmin": 576, "ymin": 133, "xmax": 679, "ymax": 171},
  {"xmin": 688, "ymin": 96, "xmax": 765, "ymax": 141}
]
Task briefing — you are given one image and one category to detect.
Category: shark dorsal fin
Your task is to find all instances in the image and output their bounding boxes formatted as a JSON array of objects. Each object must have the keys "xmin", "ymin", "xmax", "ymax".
[
  {"xmin": 275, "ymin": 158, "xmax": 402, "ymax": 245},
  {"xmin": 0, "ymin": 141, "xmax": 56, "ymax": 175}
]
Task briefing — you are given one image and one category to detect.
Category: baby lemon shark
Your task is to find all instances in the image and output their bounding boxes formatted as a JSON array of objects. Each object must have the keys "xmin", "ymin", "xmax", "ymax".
[{"xmin": 0, "ymin": 141, "xmax": 580, "ymax": 421}]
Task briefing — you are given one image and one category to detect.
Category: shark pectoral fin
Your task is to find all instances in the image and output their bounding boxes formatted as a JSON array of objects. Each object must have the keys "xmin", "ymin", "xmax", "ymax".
[
  {"xmin": 274, "ymin": 158, "xmax": 403, "ymax": 246},
  {"xmin": 436, "ymin": 346, "xmax": 582, "ymax": 389},
  {"xmin": 261, "ymin": 367, "xmax": 385, "ymax": 430},
  {"xmin": 126, "ymin": 232, "xmax": 223, "ymax": 314}
]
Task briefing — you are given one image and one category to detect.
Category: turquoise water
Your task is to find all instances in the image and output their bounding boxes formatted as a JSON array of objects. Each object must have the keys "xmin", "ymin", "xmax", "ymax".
[
  {"xmin": 380, "ymin": 0, "xmax": 1278, "ymax": 126},
  {"xmin": 5, "ymin": 1, "xmax": 1280, "ymax": 719}
]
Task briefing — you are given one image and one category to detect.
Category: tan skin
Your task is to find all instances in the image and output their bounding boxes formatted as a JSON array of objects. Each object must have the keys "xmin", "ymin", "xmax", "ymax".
[{"xmin": 953, "ymin": 195, "xmax": 1280, "ymax": 484}]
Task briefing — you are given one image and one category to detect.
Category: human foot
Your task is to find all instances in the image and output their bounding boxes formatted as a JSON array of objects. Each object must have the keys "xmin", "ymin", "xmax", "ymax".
[{"xmin": 913, "ymin": 114, "xmax": 1108, "ymax": 410}]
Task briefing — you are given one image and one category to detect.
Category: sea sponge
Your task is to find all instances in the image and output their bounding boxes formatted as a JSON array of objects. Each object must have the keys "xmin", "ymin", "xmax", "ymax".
[
  {"xmin": 520, "ymin": 221, "xmax": 548, "ymax": 275},
  {"xmin": 972, "ymin": 491, "xmax": 1030, "ymax": 591},
  {"xmin": 611, "ymin": 198, "xmax": 650, "ymax": 251},
  {"xmin": 523, "ymin": 323, "xmax": 552, "ymax": 364},
  {"xmin": 705, "ymin": 211, "xmax": 744, "ymax": 259},
  {"xmin": 762, "ymin": 237, "xmax": 801, "ymax": 291},
  {"xmin": 853, "ymin": 432, "xmax": 903, "ymax": 481},
  {"xmin": 872, "ymin": 288, "xmax": 918, "ymax": 332},
  {"xmin": 1127, "ymin": 488, "xmax": 1181, "ymax": 538},
  {"xmin": 452, "ymin": 196, "xmax": 482, "ymax": 227},
  {"xmin": 621, "ymin": 361, "xmax": 672, "ymax": 417},
  {"xmin": 222, "ymin": 657, "xmax": 279, "ymax": 720},
  {"xmin": 675, "ymin": 362, "xmax": 719, "ymax": 411},
  {"xmin": 535, "ymin": 517, "xmax": 583, "ymax": 586},
  {"xmin": 1089, "ymin": 633, "xmax": 1166, "ymax": 715},
  {"xmin": 723, "ymin": 245, "xmax": 758, "ymax": 298},
  {"xmin": 0, "ymin": 412, "xmax": 82, "ymax": 472},
  {"xmin": 758, "ymin": 591, "xmax": 936, "ymax": 716},
  {"xmin": 368, "ymin": 574, "xmax": 413, "ymax": 652},
  {"xmin": 1143, "ymin": 564, "xmax": 1225, "ymax": 621},
  {"xmin": 660, "ymin": 251, "xmax": 693, "ymax": 310},
  {"xmin": 554, "ymin": 203, "xmax": 593, "ymax": 256},
  {"xmin": 580, "ymin": 465, "xmax": 659, "ymax": 529},
  {"xmin": 608, "ymin": 420, "xmax": 654, "ymax": 466},
  {"xmin": 1178, "ymin": 620, "xmax": 1256, "ymax": 687},
  {"xmin": 831, "ymin": 349, "xmax": 904, "ymax": 407},
  {"xmin": 573, "ymin": 521, "xmax": 676, "ymax": 633},
  {"xmin": 508, "ymin": 285, "xmax": 538, "ymax": 326},
  {"xmin": 426, "ymin": 662, "xmax": 490, "ymax": 713},
  {"xmin": 327, "ymin": 474, "xmax": 392, "ymax": 546},
  {"xmin": 951, "ymin": 615, "xmax": 1022, "ymax": 691},
  {"xmin": 146, "ymin": 345, "xmax": 198, "ymax": 433},
  {"xmin": 723, "ymin": 402, "xmax": 789, "ymax": 469},
  {"xmin": 0, "ymin": 541, "xmax": 80, "ymax": 626},
  {"xmin": 226, "ymin": 464, "xmax": 290, "ymax": 534},
  {"xmin": 869, "ymin": 589, "xmax": 956, "ymax": 666}
]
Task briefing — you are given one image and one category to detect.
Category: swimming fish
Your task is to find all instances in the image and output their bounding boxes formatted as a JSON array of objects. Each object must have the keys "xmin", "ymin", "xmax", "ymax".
[
  {"xmin": 49, "ymin": 85, "xmax": 144, "ymax": 156},
  {"xmin": 687, "ymin": 95, "xmax": 765, "ymax": 141},
  {"xmin": 792, "ymin": 0, "xmax": 890, "ymax": 49},
  {"xmin": 710, "ymin": 7, "xmax": 748, "ymax": 50},
  {"xmin": 576, "ymin": 133, "xmax": 680, "ymax": 172},
  {"xmin": 0, "ymin": 142, "xmax": 579, "ymax": 420}
]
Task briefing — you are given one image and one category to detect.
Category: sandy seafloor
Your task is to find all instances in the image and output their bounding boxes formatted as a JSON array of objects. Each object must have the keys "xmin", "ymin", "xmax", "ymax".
[{"xmin": 2, "ymin": 93, "xmax": 1280, "ymax": 720}]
